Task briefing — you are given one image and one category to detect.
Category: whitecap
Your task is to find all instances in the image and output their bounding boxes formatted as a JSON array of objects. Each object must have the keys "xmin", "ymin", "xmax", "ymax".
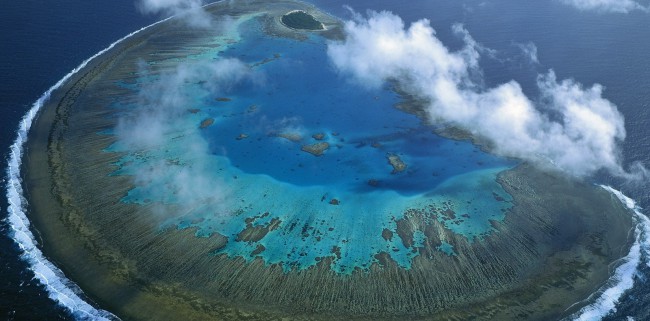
[
  {"xmin": 570, "ymin": 185, "xmax": 650, "ymax": 321},
  {"xmin": 4, "ymin": 18, "xmax": 170, "ymax": 321}
]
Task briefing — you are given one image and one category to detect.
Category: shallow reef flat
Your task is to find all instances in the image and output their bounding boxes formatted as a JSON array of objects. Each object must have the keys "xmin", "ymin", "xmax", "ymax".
[{"xmin": 24, "ymin": 0, "xmax": 634, "ymax": 320}]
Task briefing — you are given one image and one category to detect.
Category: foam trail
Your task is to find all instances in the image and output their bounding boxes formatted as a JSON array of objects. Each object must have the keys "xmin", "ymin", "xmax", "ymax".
[
  {"xmin": 571, "ymin": 186, "xmax": 650, "ymax": 321},
  {"xmin": 4, "ymin": 17, "xmax": 170, "ymax": 321}
]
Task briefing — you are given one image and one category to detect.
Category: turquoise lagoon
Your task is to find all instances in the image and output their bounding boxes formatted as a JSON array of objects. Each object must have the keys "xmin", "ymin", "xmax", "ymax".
[{"xmin": 108, "ymin": 15, "xmax": 514, "ymax": 274}]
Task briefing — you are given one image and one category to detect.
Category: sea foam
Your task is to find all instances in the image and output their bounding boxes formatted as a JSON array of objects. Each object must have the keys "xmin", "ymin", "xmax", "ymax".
[
  {"xmin": 4, "ymin": 7, "xmax": 650, "ymax": 321},
  {"xmin": 570, "ymin": 185, "xmax": 650, "ymax": 321},
  {"xmin": 4, "ymin": 19, "xmax": 169, "ymax": 321}
]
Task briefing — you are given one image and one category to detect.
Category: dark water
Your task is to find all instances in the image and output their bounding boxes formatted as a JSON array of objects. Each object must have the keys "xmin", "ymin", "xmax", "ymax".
[
  {"xmin": 310, "ymin": 2, "xmax": 650, "ymax": 319},
  {"xmin": 318, "ymin": 2, "xmax": 650, "ymax": 319},
  {"xmin": 3, "ymin": 0, "xmax": 650, "ymax": 320},
  {"xmin": 312, "ymin": 0, "xmax": 650, "ymax": 194},
  {"xmin": 0, "ymin": 1, "xmax": 154, "ymax": 319}
]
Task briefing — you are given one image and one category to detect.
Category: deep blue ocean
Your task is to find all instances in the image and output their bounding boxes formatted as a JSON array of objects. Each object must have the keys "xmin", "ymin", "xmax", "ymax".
[
  {"xmin": 0, "ymin": 2, "xmax": 154, "ymax": 319},
  {"xmin": 2, "ymin": 0, "xmax": 650, "ymax": 320}
]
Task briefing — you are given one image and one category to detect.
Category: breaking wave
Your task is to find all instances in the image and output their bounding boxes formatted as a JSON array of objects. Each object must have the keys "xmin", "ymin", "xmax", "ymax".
[
  {"xmin": 570, "ymin": 186, "xmax": 650, "ymax": 321},
  {"xmin": 3, "ymin": 18, "xmax": 169, "ymax": 321},
  {"xmin": 3, "ymin": 7, "xmax": 649, "ymax": 321}
]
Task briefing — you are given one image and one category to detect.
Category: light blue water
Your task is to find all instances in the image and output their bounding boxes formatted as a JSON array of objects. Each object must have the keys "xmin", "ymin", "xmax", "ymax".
[
  {"xmin": 108, "ymin": 14, "xmax": 514, "ymax": 274},
  {"xmin": 6, "ymin": 0, "xmax": 650, "ymax": 319},
  {"xmin": 209, "ymin": 18, "xmax": 510, "ymax": 195}
]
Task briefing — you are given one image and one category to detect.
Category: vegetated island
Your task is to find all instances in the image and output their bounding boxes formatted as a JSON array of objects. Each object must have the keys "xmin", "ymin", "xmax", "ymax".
[
  {"xmin": 21, "ymin": 0, "xmax": 638, "ymax": 320},
  {"xmin": 281, "ymin": 10, "xmax": 325, "ymax": 30}
]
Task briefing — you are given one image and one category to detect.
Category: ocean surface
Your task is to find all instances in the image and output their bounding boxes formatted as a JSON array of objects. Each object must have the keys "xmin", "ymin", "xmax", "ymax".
[
  {"xmin": 0, "ymin": 2, "xmax": 154, "ymax": 319},
  {"xmin": 2, "ymin": 0, "xmax": 650, "ymax": 320},
  {"xmin": 106, "ymin": 13, "xmax": 515, "ymax": 275}
]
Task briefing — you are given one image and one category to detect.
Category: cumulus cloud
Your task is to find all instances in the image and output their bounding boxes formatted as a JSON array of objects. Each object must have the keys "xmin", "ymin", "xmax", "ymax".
[
  {"xmin": 327, "ymin": 11, "xmax": 631, "ymax": 178},
  {"xmin": 558, "ymin": 0, "xmax": 648, "ymax": 13},
  {"xmin": 115, "ymin": 58, "xmax": 255, "ymax": 217},
  {"xmin": 137, "ymin": 0, "xmax": 213, "ymax": 27}
]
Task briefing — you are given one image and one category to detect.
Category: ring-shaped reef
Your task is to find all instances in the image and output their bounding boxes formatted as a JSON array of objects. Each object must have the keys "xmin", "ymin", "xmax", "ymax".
[{"xmin": 25, "ymin": 1, "xmax": 634, "ymax": 320}]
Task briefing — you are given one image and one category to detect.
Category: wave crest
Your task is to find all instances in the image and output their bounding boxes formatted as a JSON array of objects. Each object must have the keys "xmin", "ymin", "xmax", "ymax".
[
  {"xmin": 4, "ymin": 19, "xmax": 169, "ymax": 321},
  {"xmin": 570, "ymin": 186, "xmax": 650, "ymax": 321}
]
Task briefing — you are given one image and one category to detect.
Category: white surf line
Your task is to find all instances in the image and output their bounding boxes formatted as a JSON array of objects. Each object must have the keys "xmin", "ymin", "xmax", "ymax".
[
  {"xmin": 4, "ymin": 17, "xmax": 171, "ymax": 321},
  {"xmin": 570, "ymin": 185, "xmax": 650, "ymax": 321}
]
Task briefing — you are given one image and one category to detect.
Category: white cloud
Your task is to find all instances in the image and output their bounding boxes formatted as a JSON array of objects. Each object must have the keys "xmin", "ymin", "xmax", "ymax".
[
  {"xmin": 137, "ymin": 0, "xmax": 213, "ymax": 27},
  {"xmin": 327, "ymin": 11, "xmax": 630, "ymax": 177},
  {"xmin": 117, "ymin": 58, "xmax": 251, "ymax": 150},
  {"xmin": 115, "ymin": 58, "xmax": 255, "ymax": 216},
  {"xmin": 559, "ymin": 0, "xmax": 648, "ymax": 13},
  {"xmin": 516, "ymin": 42, "xmax": 539, "ymax": 64}
]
